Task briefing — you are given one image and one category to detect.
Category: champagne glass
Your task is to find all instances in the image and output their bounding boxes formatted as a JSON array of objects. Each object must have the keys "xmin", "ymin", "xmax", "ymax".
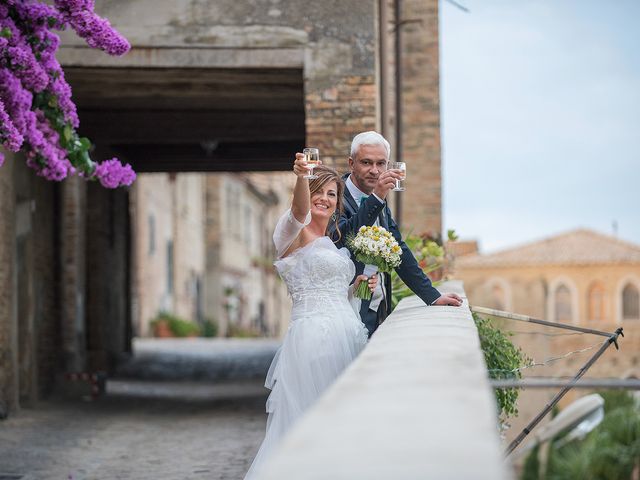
[
  {"xmin": 303, "ymin": 147, "xmax": 319, "ymax": 179},
  {"xmin": 391, "ymin": 161, "xmax": 406, "ymax": 191}
]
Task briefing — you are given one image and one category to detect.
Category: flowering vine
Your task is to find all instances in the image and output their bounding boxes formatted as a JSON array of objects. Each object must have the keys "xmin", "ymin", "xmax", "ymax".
[{"xmin": 0, "ymin": 0, "xmax": 135, "ymax": 188}]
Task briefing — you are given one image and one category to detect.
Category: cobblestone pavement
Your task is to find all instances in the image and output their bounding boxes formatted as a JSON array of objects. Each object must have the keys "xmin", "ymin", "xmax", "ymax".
[{"xmin": 0, "ymin": 339, "xmax": 281, "ymax": 480}]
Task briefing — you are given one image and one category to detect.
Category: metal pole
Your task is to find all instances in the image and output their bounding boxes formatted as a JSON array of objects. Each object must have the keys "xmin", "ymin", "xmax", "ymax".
[
  {"xmin": 505, "ymin": 328, "xmax": 624, "ymax": 456},
  {"xmin": 378, "ymin": 0, "xmax": 392, "ymax": 139},
  {"xmin": 491, "ymin": 378, "xmax": 640, "ymax": 390},
  {"xmin": 471, "ymin": 305, "xmax": 613, "ymax": 338},
  {"xmin": 394, "ymin": 0, "xmax": 403, "ymax": 226}
]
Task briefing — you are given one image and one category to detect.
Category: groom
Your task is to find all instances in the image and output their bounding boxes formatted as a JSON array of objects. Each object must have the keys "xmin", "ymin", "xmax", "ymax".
[{"xmin": 333, "ymin": 131, "xmax": 462, "ymax": 336}]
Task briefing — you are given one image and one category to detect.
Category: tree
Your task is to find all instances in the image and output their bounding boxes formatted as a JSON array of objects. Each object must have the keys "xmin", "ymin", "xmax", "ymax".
[{"xmin": 0, "ymin": 0, "xmax": 135, "ymax": 188}]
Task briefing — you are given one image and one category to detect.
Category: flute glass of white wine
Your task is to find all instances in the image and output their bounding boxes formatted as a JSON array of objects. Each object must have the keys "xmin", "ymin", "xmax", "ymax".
[
  {"xmin": 391, "ymin": 161, "xmax": 406, "ymax": 191},
  {"xmin": 303, "ymin": 147, "xmax": 320, "ymax": 179}
]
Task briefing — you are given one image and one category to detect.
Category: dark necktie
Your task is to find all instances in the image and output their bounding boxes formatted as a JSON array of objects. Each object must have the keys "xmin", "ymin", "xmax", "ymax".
[{"xmin": 359, "ymin": 195, "xmax": 369, "ymax": 206}]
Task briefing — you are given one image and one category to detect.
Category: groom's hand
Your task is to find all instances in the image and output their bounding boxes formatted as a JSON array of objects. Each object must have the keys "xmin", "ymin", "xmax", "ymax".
[
  {"xmin": 433, "ymin": 293, "xmax": 463, "ymax": 307},
  {"xmin": 373, "ymin": 169, "xmax": 403, "ymax": 199}
]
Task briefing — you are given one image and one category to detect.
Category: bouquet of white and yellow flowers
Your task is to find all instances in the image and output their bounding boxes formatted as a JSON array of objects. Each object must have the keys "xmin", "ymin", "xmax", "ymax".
[{"xmin": 346, "ymin": 225, "xmax": 402, "ymax": 300}]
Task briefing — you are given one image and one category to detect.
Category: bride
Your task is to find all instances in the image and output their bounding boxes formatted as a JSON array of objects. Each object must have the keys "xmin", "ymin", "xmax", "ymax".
[{"xmin": 244, "ymin": 155, "xmax": 375, "ymax": 479}]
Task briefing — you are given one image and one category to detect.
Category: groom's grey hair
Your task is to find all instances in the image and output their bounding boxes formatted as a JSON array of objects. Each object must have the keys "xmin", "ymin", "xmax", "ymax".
[{"xmin": 350, "ymin": 131, "xmax": 391, "ymax": 160}]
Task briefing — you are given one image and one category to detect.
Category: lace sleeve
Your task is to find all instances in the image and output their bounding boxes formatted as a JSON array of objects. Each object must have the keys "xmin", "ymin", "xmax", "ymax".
[{"xmin": 273, "ymin": 208, "xmax": 311, "ymax": 258}]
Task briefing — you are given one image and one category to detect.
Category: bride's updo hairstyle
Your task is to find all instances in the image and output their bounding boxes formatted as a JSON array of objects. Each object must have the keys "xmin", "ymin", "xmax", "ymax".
[{"xmin": 309, "ymin": 164, "xmax": 344, "ymax": 242}]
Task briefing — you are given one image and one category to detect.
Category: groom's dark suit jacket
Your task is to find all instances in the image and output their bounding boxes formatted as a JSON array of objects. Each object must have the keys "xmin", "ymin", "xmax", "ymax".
[{"xmin": 330, "ymin": 173, "xmax": 441, "ymax": 336}]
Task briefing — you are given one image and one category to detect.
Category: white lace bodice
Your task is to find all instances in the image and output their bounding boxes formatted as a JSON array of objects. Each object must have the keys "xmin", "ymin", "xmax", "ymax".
[{"xmin": 273, "ymin": 209, "xmax": 355, "ymax": 310}]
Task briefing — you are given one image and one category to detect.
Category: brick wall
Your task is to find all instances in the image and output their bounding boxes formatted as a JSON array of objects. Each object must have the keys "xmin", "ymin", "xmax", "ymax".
[
  {"xmin": 204, "ymin": 174, "xmax": 223, "ymax": 333},
  {"xmin": 400, "ymin": 0, "xmax": 442, "ymax": 235},
  {"xmin": 0, "ymin": 153, "xmax": 16, "ymax": 413},
  {"xmin": 86, "ymin": 184, "xmax": 130, "ymax": 371},
  {"xmin": 0, "ymin": 155, "xmax": 59, "ymax": 411},
  {"xmin": 33, "ymin": 177, "xmax": 59, "ymax": 397},
  {"xmin": 60, "ymin": 177, "xmax": 87, "ymax": 372},
  {"xmin": 304, "ymin": 0, "xmax": 443, "ymax": 235},
  {"xmin": 305, "ymin": 75, "xmax": 378, "ymax": 172}
]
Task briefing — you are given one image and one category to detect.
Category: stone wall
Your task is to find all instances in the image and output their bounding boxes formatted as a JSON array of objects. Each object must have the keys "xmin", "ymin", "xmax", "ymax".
[
  {"xmin": 204, "ymin": 175, "xmax": 224, "ymax": 333},
  {"xmin": 56, "ymin": 0, "xmax": 380, "ymax": 173},
  {"xmin": 0, "ymin": 153, "xmax": 59, "ymax": 414},
  {"xmin": 173, "ymin": 174, "xmax": 206, "ymax": 323},
  {"xmin": 400, "ymin": 0, "xmax": 442, "ymax": 235},
  {"xmin": 31, "ymin": 173, "xmax": 59, "ymax": 398},
  {"xmin": 86, "ymin": 183, "xmax": 131, "ymax": 371},
  {"xmin": 0, "ymin": 152, "xmax": 16, "ymax": 414},
  {"xmin": 260, "ymin": 281, "xmax": 512, "ymax": 479},
  {"xmin": 59, "ymin": 177, "xmax": 87, "ymax": 373}
]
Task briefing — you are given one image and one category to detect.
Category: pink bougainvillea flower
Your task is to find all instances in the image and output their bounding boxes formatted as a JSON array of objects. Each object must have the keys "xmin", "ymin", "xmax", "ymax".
[{"xmin": 0, "ymin": 0, "xmax": 134, "ymax": 187}]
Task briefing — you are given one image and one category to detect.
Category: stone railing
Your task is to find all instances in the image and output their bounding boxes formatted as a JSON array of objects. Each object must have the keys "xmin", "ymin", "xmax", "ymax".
[{"xmin": 260, "ymin": 280, "xmax": 512, "ymax": 479}]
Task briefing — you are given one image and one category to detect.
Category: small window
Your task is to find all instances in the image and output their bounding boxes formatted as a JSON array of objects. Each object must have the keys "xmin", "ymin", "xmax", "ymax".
[
  {"xmin": 555, "ymin": 284, "xmax": 572, "ymax": 322},
  {"xmin": 166, "ymin": 240, "xmax": 174, "ymax": 294},
  {"xmin": 245, "ymin": 204, "xmax": 252, "ymax": 247},
  {"xmin": 225, "ymin": 183, "xmax": 234, "ymax": 231},
  {"xmin": 489, "ymin": 284, "xmax": 506, "ymax": 311},
  {"xmin": 587, "ymin": 283, "xmax": 606, "ymax": 321},
  {"xmin": 148, "ymin": 214, "xmax": 156, "ymax": 255},
  {"xmin": 622, "ymin": 283, "xmax": 640, "ymax": 320}
]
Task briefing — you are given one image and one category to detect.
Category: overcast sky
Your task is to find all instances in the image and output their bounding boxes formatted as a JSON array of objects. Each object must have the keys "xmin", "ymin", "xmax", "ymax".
[{"xmin": 440, "ymin": 0, "xmax": 640, "ymax": 253}]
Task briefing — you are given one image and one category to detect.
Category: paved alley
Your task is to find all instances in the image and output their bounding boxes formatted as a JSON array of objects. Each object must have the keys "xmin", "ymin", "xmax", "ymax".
[{"xmin": 0, "ymin": 339, "xmax": 280, "ymax": 480}]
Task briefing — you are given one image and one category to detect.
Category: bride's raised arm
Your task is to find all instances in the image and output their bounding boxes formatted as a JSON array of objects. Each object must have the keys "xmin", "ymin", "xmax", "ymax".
[
  {"xmin": 273, "ymin": 153, "xmax": 313, "ymax": 258},
  {"xmin": 290, "ymin": 153, "xmax": 311, "ymax": 223}
]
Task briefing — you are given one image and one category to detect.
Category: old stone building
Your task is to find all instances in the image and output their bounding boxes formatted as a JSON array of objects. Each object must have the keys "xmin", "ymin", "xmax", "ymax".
[
  {"xmin": 455, "ymin": 229, "xmax": 640, "ymax": 445},
  {"xmin": 131, "ymin": 173, "xmax": 207, "ymax": 336},
  {"xmin": 131, "ymin": 170, "xmax": 291, "ymax": 338},
  {"xmin": 0, "ymin": 0, "xmax": 445, "ymax": 414},
  {"xmin": 207, "ymin": 172, "xmax": 292, "ymax": 337}
]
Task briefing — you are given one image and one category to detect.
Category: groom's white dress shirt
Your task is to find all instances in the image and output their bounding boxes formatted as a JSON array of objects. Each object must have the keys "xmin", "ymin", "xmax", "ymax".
[{"xmin": 345, "ymin": 175, "xmax": 386, "ymax": 312}]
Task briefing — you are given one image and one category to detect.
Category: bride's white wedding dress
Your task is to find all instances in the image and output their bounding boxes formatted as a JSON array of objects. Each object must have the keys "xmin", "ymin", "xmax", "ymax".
[{"xmin": 244, "ymin": 209, "xmax": 368, "ymax": 479}]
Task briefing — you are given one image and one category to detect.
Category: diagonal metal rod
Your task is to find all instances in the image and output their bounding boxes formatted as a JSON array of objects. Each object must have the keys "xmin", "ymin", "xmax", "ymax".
[
  {"xmin": 491, "ymin": 378, "xmax": 640, "ymax": 390},
  {"xmin": 445, "ymin": 0, "xmax": 470, "ymax": 12},
  {"xmin": 470, "ymin": 305, "xmax": 613, "ymax": 338},
  {"xmin": 504, "ymin": 327, "xmax": 624, "ymax": 456}
]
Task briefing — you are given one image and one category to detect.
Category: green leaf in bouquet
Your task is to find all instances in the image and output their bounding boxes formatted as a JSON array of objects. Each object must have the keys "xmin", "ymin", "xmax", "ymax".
[{"xmin": 354, "ymin": 280, "xmax": 373, "ymax": 300}]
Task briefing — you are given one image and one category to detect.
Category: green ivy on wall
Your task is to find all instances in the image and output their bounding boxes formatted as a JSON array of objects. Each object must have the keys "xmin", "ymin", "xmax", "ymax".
[{"xmin": 474, "ymin": 312, "xmax": 531, "ymax": 421}]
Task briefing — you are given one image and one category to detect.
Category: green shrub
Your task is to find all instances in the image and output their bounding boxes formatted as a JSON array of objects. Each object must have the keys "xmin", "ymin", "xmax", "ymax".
[
  {"xmin": 521, "ymin": 444, "xmax": 541, "ymax": 480},
  {"xmin": 473, "ymin": 312, "xmax": 531, "ymax": 420},
  {"xmin": 152, "ymin": 312, "xmax": 200, "ymax": 337},
  {"xmin": 600, "ymin": 389, "xmax": 637, "ymax": 414},
  {"xmin": 201, "ymin": 319, "xmax": 218, "ymax": 338}
]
